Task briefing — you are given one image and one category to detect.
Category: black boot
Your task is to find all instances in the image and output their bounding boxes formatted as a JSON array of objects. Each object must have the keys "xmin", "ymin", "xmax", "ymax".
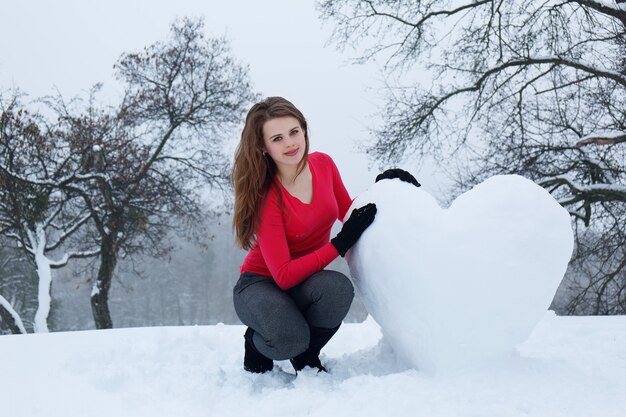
[
  {"xmin": 243, "ymin": 327, "xmax": 273, "ymax": 373},
  {"xmin": 290, "ymin": 324, "xmax": 340, "ymax": 373}
]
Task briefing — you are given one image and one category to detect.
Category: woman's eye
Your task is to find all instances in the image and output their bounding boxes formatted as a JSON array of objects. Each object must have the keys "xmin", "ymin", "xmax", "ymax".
[
  {"xmin": 290, "ymin": 129, "xmax": 299, "ymax": 135},
  {"xmin": 273, "ymin": 136, "xmax": 282, "ymax": 142}
]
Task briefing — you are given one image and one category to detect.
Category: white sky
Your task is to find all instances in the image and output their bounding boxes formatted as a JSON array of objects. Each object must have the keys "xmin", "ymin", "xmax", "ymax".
[{"xmin": 0, "ymin": 0, "xmax": 444, "ymax": 197}]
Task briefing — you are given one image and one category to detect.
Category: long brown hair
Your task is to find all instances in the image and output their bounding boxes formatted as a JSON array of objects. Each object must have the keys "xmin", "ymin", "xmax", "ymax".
[{"xmin": 232, "ymin": 97, "xmax": 310, "ymax": 250}]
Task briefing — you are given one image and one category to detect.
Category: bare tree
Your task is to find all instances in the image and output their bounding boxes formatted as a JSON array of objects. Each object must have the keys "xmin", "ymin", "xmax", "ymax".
[
  {"xmin": 319, "ymin": 0, "xmax": 626, "ymax": 313},
  {"xmin": 0, "ymin": 95, "xmax": 100, "ymax": 332},
  {"xmin": 53, "ymin": 17, "xmax": 257, "ymax": 329}
]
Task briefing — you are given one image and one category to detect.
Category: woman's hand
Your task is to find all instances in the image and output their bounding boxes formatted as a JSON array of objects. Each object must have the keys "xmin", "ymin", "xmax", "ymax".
[
  {"xmin": 375, "ymin": 168, "xmax": 420, "ymax": 187},
  {"xmin": 331, "ymin": 203, "xmax": 377, "ymax": 257}
]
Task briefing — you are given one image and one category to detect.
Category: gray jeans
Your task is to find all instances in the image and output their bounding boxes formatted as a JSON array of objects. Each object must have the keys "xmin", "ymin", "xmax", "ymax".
[{"xmin": 233, "ymin": 269, "xmax": 354, "ymax": 360}]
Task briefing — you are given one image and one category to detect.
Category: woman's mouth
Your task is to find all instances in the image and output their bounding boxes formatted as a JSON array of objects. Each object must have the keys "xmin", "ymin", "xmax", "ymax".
[{"xmin": 284, "ymin": 148, "xmax": 299, "ymax": 157}]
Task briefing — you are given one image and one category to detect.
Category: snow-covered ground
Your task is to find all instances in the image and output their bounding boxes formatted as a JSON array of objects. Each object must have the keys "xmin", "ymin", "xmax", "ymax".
[{"xmin": 1, "ymin": 312, "xmax": 624, "ymax": 417}]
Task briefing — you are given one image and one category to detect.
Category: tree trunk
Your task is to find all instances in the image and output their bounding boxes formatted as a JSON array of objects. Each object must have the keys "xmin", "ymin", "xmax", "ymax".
[
  {"xmin": 28, "ymin": 224, "xmax": 52, "ymax": 333},
  {"xmin": 91, "ymin": 239, "xmax": 117, "ymax": 329},
  {"xmin": 33, "ymin": 249, "xmax": 53, "ymax": 333}
]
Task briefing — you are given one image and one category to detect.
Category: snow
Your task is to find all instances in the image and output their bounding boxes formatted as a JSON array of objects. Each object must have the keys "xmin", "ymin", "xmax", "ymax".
[
  {"xmin": 0, "ymin": 171, "xmax": 618, "ymax": 412},
  {"xmin": 0, "ymin": 313, "xmax": 624, "ymax": 416},
  {"xmin": 91, "ymin": 283, "xmax": 101, "ymax": 297},
  {"xmin": 347, "ymin": 175, "xmax": 574, "ymax": 375}
]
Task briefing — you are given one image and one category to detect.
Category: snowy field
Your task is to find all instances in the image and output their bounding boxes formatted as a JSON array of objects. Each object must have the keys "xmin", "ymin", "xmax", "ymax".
[
  {"xmin": 0, "ymin": 148, "xmax": 617, "ymax": 417},
  {"xmin": 1, "ymin": 312, "xmax": 625, "ymax": 417}
]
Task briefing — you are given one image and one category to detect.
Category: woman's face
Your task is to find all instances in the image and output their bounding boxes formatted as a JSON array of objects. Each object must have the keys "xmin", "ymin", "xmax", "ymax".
[{"xmin": 262, "ymin": 116, "xmax": 306, "ymax": 171}]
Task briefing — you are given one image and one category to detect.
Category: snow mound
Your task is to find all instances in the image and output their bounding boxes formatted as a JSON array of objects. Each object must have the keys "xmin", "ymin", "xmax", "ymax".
[{"xmin": 347, "ymin": 175, "xmax": 574, "ymax": 375}]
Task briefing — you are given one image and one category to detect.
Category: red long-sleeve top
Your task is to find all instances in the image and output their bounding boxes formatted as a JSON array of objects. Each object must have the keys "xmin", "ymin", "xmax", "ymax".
[{"xmin": 240, "ymin": 152, "xmax": 353, "ymax": 290}]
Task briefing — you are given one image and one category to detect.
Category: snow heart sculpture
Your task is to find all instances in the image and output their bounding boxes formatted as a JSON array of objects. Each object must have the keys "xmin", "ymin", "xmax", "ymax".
[{"xmin": 346, "ymin": 175, "xmax": 574, "ymax": 375}]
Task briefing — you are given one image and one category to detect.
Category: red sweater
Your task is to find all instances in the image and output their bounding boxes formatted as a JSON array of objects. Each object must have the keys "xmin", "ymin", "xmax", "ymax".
[{"xmin": 240, "ymin": 152, "xmax": 353, "ymax": 290}]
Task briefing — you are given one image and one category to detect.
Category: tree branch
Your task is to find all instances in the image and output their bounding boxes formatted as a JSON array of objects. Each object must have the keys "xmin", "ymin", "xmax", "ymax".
[
  {"xmin": 46, "ymin": 211, "xmax": 93, "ymax": 252},
  {"xmin": 569, "ymin": 0, "xmax": 626, "ymax": 26},
  {"xmin": 362, "ymin": 0, "xmax": 493, "ymax": 28},
  {"xmin": 49, "ymin": 248, "xmax": 101, "ymax": 269},
  {"xmin": 575, "ymin": 132, "xmax": 626, "ymax": 147},
  {"xmin": 0, "ymin": 294, "xmax": 27, "ymax": 334}
]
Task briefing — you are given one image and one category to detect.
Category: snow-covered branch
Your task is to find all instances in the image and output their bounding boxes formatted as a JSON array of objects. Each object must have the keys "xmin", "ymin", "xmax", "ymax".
[
  {"xmin": 540, "ymin": 175, "xmax": 626, "ymax": 204},
  {"xmin": 49, "ymin": 248, "xmax": 101, "ymax": 269},
  {"xmin": 575, "ymin": 131, "xmax": 626, "ymax": 148},
  {"xmin": 0, "ymin": 294, "xmax": 27, "ymax": 334},
  {"xmin": 5, "ymin": 231, "xmax": 32, "ymax": 254}
]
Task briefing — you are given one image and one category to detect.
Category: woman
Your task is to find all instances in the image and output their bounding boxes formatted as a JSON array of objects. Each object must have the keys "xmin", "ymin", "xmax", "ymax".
[{"xmin": 231, "ymin": 97, "xmax": 418, "ymax": 374}]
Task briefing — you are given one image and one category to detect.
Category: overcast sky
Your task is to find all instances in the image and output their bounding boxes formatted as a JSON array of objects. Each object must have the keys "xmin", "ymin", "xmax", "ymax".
[{"xmin": 1, "ymin": 0, "xmax": 444, "ymax": 197}]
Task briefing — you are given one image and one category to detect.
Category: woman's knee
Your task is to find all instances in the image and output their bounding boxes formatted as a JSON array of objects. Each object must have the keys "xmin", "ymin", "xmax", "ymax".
[
  {"xmin": 292, "ymin": 270, "xmax": 354, "ymax": 328},
  {"xmin": 312, "ymin": 270, "xmax": 355, "ymax": 306},
  {"xmin": 261, "ymin": 319, "xmax": 310, "ymax": 360}
]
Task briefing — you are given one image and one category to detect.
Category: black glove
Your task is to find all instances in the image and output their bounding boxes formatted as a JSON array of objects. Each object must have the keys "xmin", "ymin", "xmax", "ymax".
[
  {"xmin": 375, "ymin": 168, "xmax": 421, "ymax": 187},
  {"xmin": 331, "ymin": 203, "xmax": 377, "ymax": 257}
]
